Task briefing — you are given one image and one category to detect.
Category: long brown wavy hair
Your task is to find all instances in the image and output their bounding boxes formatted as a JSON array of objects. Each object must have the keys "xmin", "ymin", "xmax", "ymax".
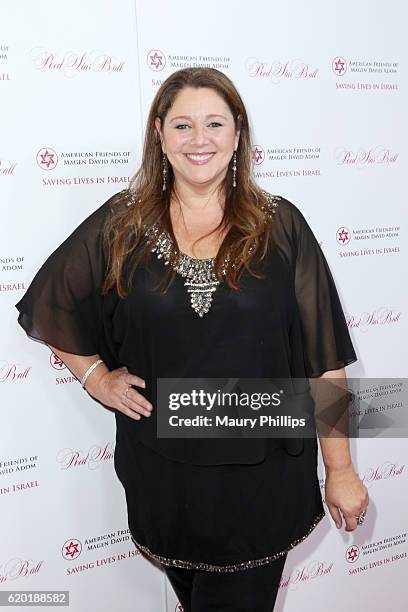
[{"xmin": 101, "ymin": 67, "xmax": 276, "ymax": 298}]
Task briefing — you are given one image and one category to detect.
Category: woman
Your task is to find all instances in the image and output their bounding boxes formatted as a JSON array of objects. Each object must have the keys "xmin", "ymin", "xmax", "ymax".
[{"xmin": 15, "ymin": 67, "xmax": 368, "ymax": 611}]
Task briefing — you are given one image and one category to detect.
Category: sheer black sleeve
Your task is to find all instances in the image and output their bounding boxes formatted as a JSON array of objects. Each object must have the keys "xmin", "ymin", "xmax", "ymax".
[
  {"xmin": 279, "ymin": 196, "xmax": 358, "ymax": 378},
  {"xmin": 15, "ymin": 192, "xmax": 121, "ymax": 356}
]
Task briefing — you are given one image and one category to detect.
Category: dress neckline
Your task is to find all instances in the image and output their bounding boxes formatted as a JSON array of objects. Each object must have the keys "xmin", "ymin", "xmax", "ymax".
[{"xmin": 126, "ymin": 188, "xmax": 281, "ymax": 317}]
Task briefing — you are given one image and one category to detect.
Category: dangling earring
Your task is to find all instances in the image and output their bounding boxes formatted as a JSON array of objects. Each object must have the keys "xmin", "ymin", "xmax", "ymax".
[
  {"xmin": 162, "ymin": 153, "xmax": 167, "ymax": 191},
  {"xmin": 232, "ymin": 150, "xmax": 237, "ymax": 188}
]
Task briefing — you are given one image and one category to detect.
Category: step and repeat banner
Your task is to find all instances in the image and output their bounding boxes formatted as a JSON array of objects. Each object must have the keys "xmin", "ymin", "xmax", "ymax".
[{"xmin": 1, "ymin": 0, "xmax": 406, "ymax": 610}]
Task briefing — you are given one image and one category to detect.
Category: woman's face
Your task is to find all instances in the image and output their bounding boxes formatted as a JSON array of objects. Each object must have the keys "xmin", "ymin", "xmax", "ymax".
[{"xmin": 155, "ymin": 86, "xmax": 240, "ymax": 191}]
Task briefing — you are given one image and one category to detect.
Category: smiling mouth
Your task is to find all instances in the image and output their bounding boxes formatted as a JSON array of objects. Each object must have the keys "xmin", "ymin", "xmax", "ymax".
[{"xmin": 185, "ymin": 153, "xmax": 215, "ymax": 164}]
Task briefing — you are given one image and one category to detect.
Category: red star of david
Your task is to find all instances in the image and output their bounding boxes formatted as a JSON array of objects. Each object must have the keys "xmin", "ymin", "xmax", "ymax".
[
  {"xmin": 150, "ymin": 52, "xmax": 163, "ymax": 69},
  {"xmin": 334, "ymin": 58, "xmax": 346, "ymax": 75},
  {"xmin": 52, "ymin": 354, "xmax": 64, "ymax": 368},
  {"xmin": 40, "ymin": 150, "xmax": 56, "ymax": 168},
  {"xmin": 252, "ymin": 147, "xmax": 263, "ymax": 163},
  {"xmin": 347, "ymin": 546, "xmax": 359, "ymax": 562},
  {"xmin": 65, "ymin": 541, "xmax": 80, "ymax": 558},
  {"xmin": 337, "ymin": 228, "xmax": 349, "ymax": 244}
]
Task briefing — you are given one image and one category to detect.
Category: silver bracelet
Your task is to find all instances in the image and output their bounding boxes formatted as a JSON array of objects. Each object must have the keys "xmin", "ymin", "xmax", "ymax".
[{"xmin": 81, "ymin": 359, "xmax": 104, "ymax": 389}]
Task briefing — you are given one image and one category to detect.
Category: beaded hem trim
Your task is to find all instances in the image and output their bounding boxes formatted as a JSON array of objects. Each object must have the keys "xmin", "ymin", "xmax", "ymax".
[
  {"xmin": 130, "ymin": 509, "xmax": 326, "ymax": 573},
  {"xmin": 125, "ymin": 189, "xmax": 281, "ymax": 318}
]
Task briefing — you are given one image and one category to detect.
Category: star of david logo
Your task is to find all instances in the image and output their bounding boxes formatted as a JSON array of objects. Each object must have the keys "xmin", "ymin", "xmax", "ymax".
[
  {"xmin": 336, "ymin": 226, "xmax": 351, "ymax": 245},
  {"xmin": 147, "ymin": 49, "xmax": 166, "ymax": 71},
  {"xmin": 332, "ymin": 56, "xmax": 347, "ymax": 76},
  {"xmin": 50, "ymin": 352, "xmax": 66, "ymax": 370},
  {"xmin": 36, "ymin": 147, "xmax": 58, "ymax": 170},
  {"xmin": 346, "ymin": 544, "xmax": 360, "ymax": 563},
  {"xmin": 252, "ymin": 145, "xmax": 264, "ymax": 165},
  {"xmin": 62, "ymin": 538, "xmax": 82, "ymax": 560}
]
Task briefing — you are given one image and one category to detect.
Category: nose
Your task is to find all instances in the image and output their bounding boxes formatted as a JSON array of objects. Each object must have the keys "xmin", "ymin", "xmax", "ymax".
[{"xmin": 190, "ymin": 125, "xmax": 208, "ymax": 147}]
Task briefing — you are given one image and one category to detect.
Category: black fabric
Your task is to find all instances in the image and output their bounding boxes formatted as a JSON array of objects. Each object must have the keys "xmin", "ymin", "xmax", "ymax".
[
  {"xmin": 15, "ymin": 190, "xmax": 357, "ymax": 465},
  {"xmin": 117, "ymin": 434, "xmax": 324, "ymax": 570},
  {"xmin": 163, "ymin": 553, "xmax": 287, "ymax": 611},
  {"xmin": 15, "ymin": 200, "xmax": 109, "ymax": 357}
]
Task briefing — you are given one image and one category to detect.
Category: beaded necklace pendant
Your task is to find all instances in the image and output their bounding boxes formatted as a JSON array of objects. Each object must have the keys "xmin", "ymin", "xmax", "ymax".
[
  {"xmin": 126, "ymin": 189, "xmax": 281, "ymax": 317},
  {"xmin": 143, "ymin": 224, "xmax": 229, "ymax": 317}
]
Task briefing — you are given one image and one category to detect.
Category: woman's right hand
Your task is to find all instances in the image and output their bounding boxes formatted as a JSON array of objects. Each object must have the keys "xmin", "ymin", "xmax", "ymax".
[{"xmin": 87, "ymin": 365, "xmax": 153, "ymax": 421}]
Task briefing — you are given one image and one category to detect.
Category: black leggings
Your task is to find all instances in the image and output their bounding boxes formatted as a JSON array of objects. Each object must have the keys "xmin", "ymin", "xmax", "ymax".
[{"xmin": 163, "ymin": 554, "xmax": 287, "ymax": 612}]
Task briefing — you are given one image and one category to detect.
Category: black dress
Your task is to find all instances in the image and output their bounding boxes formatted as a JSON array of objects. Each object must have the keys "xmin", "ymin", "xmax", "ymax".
[{"xmin": 15, "ymin": 189, "xmax": 357, "ymax": 572}]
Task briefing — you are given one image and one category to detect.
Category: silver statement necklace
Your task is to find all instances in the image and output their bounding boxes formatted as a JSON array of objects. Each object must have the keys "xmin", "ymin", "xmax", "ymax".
[
  {"xmin": 143, "ymin": 222, "xmax": 229, "ymax": 317},
  {"xmin": 126, "ymin": 190, "xmax": 280, "ymax": 318}
]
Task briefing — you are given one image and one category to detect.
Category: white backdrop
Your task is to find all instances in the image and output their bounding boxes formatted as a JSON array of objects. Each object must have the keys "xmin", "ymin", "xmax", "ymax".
[{"xmin": 1, "ymin": 0, "xmax": 407, "ymax": 610}]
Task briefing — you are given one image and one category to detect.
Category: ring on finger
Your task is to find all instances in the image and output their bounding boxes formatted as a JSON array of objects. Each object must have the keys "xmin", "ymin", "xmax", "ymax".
[
  {"xmin": 355, "ymin": 510, "xmax": 367, "ymax": 525},
  {"xmin": 124, "ymin": 385, "xmax": 131, "ymax": 399}
]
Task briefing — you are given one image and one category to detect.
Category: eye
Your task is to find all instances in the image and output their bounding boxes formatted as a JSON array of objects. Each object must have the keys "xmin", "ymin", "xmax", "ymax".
[
  {"xmin": 208, "ymin": 122, "xmax": 222, "ymax": 128},
  {"xmin": 175, "ymin": 124, "xmax": 190, "ymax": 129}
]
